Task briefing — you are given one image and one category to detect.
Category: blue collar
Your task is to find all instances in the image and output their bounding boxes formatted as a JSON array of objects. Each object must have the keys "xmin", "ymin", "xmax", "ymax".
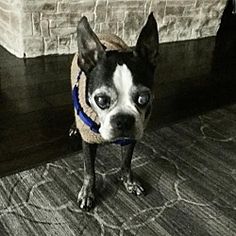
[{"xmin": 72, "ymin": 71, "xmax": 135, "ymax": 146}]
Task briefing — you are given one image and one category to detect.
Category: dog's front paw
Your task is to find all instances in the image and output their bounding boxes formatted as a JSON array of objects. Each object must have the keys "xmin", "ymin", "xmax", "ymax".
[
  {"xmin": 77, "ymin": 185, "xmax": 95, "ymax": 210},
  {"xmin": 121, "ymin": 177, "xmax": 144, "ymax": 196}
]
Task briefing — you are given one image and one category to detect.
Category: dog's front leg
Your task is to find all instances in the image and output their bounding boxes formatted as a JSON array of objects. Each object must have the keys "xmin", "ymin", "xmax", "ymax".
[
  {"xmin": 77, "ymin": 141, "xmax": 97, "ymax": 210},
  {"xmin": 120, "ymin": 142, "xmax": 144, "ymax": 196}
]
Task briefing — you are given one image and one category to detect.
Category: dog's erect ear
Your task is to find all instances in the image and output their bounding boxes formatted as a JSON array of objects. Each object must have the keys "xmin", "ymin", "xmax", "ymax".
[
  {"xmin": 135, "ymin": 13, "xmax": 159, "ymax": 68},
  {"xmin": 77, "ymin": 16, "xmax": 105, "ymax": 72}
]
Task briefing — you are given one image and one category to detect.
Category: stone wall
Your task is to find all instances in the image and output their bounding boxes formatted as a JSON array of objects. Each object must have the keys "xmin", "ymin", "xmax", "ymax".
[
  {"xmin": 0, "ymin": 0, "xmax": 228, "ymax": 58},
  {"xmin": 0, "ymin": 0, "xmax": 24, "ymax": 57}
]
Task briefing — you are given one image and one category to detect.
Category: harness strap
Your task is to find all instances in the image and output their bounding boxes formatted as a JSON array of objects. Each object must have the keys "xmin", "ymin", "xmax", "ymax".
[{"xmin": 72, "ymin": 85, "xmax": 100, "ymax": 134}]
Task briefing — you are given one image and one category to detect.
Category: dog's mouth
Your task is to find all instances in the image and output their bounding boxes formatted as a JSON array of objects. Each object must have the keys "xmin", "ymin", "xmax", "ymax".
[
  {"xmin": 99, "ymin": 126, "xmax": 143, "ymax": 142},
  {"xmin": 101, "ymin": 132, "xmax": 136, "ymax": 143}
]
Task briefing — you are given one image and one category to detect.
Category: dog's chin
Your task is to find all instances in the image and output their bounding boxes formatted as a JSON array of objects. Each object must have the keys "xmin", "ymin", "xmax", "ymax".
[{"xmin": 100, "ymin": 130, "xmax": 143, "ymax": 143}]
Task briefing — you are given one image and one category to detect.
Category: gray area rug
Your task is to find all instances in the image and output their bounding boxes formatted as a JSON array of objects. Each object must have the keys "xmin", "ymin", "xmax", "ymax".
[{"xmin": 0, "ymin": 104, "xmax": 236, "ymax": 236}]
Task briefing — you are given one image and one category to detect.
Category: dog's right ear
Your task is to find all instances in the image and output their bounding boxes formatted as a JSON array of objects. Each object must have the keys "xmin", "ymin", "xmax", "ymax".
[{"xmin": 77, "ymin": 17, "xmax": 105, "ymax": 73}]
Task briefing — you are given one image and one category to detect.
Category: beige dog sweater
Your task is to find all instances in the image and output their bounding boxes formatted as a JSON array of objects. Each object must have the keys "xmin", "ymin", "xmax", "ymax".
[{"xmin": 71, "ymin": 34, "xmax": 129, "ymax": 144}]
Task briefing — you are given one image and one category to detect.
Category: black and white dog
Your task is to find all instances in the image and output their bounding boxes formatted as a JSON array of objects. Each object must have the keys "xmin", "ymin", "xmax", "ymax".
[{"xmin": 71, "ymin": 13, "xmax": 159, "ymax": 210}]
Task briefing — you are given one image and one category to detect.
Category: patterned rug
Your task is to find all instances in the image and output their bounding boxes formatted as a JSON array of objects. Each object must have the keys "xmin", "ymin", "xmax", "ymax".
[{"xmin": 0, "ymin": 104, "xmax": 236, "ymax": 236}]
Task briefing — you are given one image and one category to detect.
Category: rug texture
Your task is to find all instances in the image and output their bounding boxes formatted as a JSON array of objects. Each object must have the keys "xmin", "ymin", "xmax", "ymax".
[{"xmin": 0, "ymin": 104, "xmax": 236, "ymax": 236}]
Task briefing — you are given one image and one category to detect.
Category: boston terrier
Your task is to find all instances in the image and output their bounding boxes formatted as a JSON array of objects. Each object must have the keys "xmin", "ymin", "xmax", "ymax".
[{"xmin": 70, "ymin": 13, "xmax": 159, "ymax": 210}]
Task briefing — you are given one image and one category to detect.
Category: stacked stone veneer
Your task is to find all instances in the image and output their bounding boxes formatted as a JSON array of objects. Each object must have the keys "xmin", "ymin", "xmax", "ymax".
[
  {"xmin": 0, "ymin": 0, "xmax": 24, "ymax": 57},
  {"xmin": 0, "ymin": 0, "xmax": 227, "ymax": 58}
]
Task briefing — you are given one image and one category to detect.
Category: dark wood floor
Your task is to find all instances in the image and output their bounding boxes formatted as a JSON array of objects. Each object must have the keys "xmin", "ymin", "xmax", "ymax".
[
  {"xmin": 0, "ymin": 6, "xmax": 236, "ymax": 177},
  {"xmin": 0, "ymin": 102, "xmax": 236, "ymax": 235}
]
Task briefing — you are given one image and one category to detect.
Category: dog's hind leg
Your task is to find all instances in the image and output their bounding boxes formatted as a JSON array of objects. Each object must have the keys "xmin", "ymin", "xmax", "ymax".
[
  {"xmin": 120, "ymin": 142, "xmax": 144, "ymax": 196},
  {"xmin": 77, "ymin": 141, "xmax": 97, "ymax": 210}
]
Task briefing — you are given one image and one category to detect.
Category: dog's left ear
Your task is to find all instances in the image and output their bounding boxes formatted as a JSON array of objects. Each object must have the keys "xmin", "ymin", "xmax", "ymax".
[
  {"xmin": 77, "ymin": 16, "xmax": 105, "ymax": 73},
  {"xmin": 135, "ymin": 13, "xmax": 159, "ymax": 68}
]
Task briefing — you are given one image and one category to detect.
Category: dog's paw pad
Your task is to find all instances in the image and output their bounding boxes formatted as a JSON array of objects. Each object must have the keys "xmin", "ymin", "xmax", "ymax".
[{"xmin": 77, "ymin": 186, "xmax": 95, "ymax": 210}]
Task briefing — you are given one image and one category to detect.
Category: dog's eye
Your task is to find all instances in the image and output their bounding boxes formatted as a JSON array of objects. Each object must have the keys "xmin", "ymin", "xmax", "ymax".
[
  {"xmin": 95, "ymin": 95, "xmax": 110, "ymax": 110},
  {"xmin": 137, "ymin": 93, "xmax": 150, "ymax": 106}
]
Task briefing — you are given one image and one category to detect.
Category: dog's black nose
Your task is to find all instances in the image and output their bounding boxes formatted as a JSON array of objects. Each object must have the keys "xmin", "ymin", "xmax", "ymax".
[{"xmin": 110, "ymin": 114, "xmax": 135, "ymax": 130}]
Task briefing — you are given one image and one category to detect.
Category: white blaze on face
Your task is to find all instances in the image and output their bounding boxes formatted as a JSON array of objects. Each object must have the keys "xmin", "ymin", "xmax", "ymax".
[
  {"xmin": 112, "ymin": 64, "xmax": 141, "ymax": 117},
  {"xmin": 113, "ymin": 64, "xmax": 133, "ymax": 108}
]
